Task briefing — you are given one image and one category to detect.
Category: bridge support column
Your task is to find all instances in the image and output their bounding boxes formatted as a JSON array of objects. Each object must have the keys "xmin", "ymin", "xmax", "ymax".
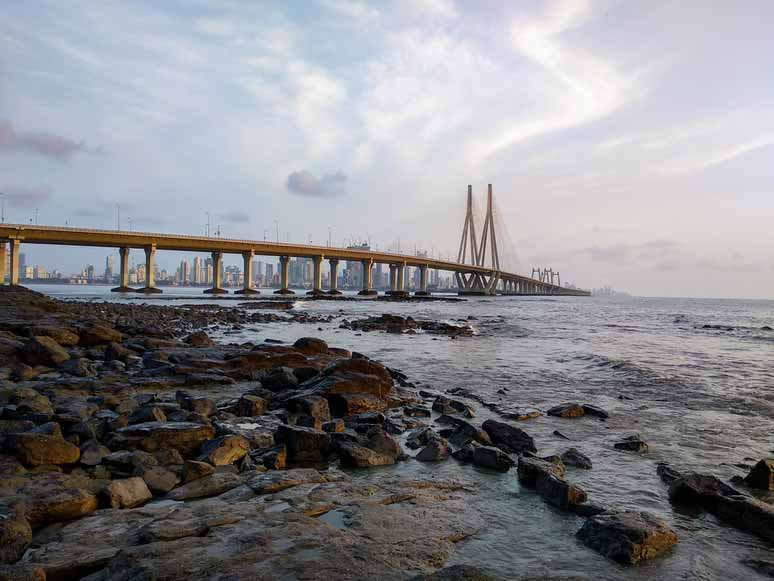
[
  {"xmin": 307, "ymin": 256, "xmax": 325, "ymax": 296},
  {"xmin": 274, "ymin": 256, "xmax": 294, "ymax": 295},
  {"xmin": 111, "ymin": 247, "xmax": 134, "ymax": 292},
  {"xmin": 328, "ymin": 259, "xmax": 341, "ymax": 295},
  {"xmin": 387, "ymin": 265, "xmax": 397, "ymax": 294},
  {"xmin": 204, "ymin": 251, "xmax": 228, "ymax": 294},
  {"xmin": 137, "ymin": 245, "xmax": 162, "ymax": 294},
  {"xmin": 7, "ymin": 239, "xmax": 20, "ymax": 286},
  {"xmin": 235, "ymin": 251, "xmax": 259, "ymax": 295},
  {"xmin": 0, "ymin": 241, "xmax": 6, "ymax": 284},
  {"xmin": 388, "ymin": 263, "xmax": 409, "ymax": 297},
  {"xmin": 358, "ymin": 259, "xmax": 377, "ymax": 296},
  {"xmin": 415, "ymin": 265, "xmax": 430, "ymax": 296}
]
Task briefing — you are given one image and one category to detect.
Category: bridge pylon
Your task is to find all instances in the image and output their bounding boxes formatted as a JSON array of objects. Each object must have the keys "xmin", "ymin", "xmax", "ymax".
[{"xmin": 456, "ymin": 184, "xmax": 500, "ymax": 295}]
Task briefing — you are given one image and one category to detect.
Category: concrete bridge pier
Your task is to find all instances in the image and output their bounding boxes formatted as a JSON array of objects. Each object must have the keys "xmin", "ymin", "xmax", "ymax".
[
  {"xmin": 358, "ymin": 259, "xmax": 377, "ymax": 296},
  {"xmin": 388, "ymin": 263, "xmax": 409, "ymax": 297},
  {"xmin": 415, "ymin": 265, "xmax": 430, "ymax": 296},
  {"xmin": 235, "ymin": 251, "xmax": 259, "ymax": 295},
  {"xmin": 111, "ymin": 247, "xmax": 135, "ymax": 292},
  {"xmin": 307, "ymin": 256, "xmax": 325, "ymax": 296},
  {"xmin": 328, "ymin": 259, "xmax": 342, "ymax": 295},
  {"xmin": 204, "ymin": 251, "xmax": 228, "ymax": 294},
  {"xmin": 137, "ymin": 245, "xmax": 162, "ymax": 294},
  {"xmin": 274, "ymin": 256, "xmax": 294, "ymax": 295},
  {"xmin": 7, "ymin": 239, "xmax": 20, "ymax": 285},
  {"xmin": 0, "ymin": 242, "xmax": 6, "ymax": 284}
]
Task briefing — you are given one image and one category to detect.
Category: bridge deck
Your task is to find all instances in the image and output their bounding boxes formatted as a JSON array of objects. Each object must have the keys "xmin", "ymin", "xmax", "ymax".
[{"xmin": 0, "ymin": 224, "xmax": 589, "ymax": 295}]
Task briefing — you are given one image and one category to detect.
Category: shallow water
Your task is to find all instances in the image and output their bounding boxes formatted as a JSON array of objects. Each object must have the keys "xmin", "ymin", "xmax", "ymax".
[{"xmin": 30, "ymin": 284, "xmax": 774, "ymax": 579}]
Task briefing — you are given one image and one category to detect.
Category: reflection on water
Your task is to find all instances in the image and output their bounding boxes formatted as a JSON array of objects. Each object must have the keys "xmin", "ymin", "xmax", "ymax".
[{"xmin": 30, "ymin": 284, "xmax": 774, "ymax": 579}]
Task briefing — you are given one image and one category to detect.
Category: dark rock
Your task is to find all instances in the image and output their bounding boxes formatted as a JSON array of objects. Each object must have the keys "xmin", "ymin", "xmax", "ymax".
[
  {"xmin": 472, "ymin": 445, "xmax": 514, "ymax": 472},
  {"xmin": 410, "ymin": 565, "xmax": 495, "ymax": 580},
  {"xmin": 128, "ymin": 405, "xmax": 167, "ymax": 425},
  {"xmin": 406, "ymin": 426, "xmax": 442, "ymax": 450},
  {"xmin": 182, "ymin": 460, "xmax": 215, "ymax": 483},
  {"xmin": 744, "ymin": 458, "xmax": 774, "ymax": 490},
  {"xmin": 536, "ymin": 473, "xmax": 588, "ymax": 509},
  {"xmin": 482, "ymin": 419, "xmax": 537, "ymax": 454},
  {"xmin": 582, "ymin": 404, "xmax": 609, "ymax": 419},
  {"xmin": 236, "ymin": 395, "xmax": 269, "ymax": 417},
  {"xmin": 741, "ymin": 559, "xmax": 774, "ymax": 578},
  {"xmin": 0, "ymin": 505, "xmax": 31, "ymax": 565},
  {"xmin": 323, "ymin": 419, "xmax": 345, "ymax": 433},
  {"xmin": 329, "ymin": 393, "xmax": 388, "ymax": 417},
  {"xmin": 60, "ymin": 357, "xmax": 97, "ymax": 377},
  {"xmin": 576, "ymin": 510, "xmax": 678, "ymax": 565},
  {"xmin": 167, "ymin": 472, "xmax": 241, "ymax": 500},
  {"xmin": 447, "ymin": 420, "xmax": 491, "ymax": 448},
  {"xmin": 5, "ymin": 433, "xmax": 80, "ymax": 466},
  {"xmin": 287, "ymin": 395, "xmax": 331, "ymax": 422},
  {"xmin": 571, "ymin": 503, "xmax": 607, "ymax": 517},
  {"xmin": 404, "ymin": 405, "xmax": 431, "ymax": 418},
  {"xmin": 432, "ymin": 395, "xmax": 474, "ymax": 417},
  {"xmin": 79, "ymin": 439, "xmax": 110, "ymax": 466},
  {"xmin": 21, "ymin": 336, "xmax": 70, "ymax": 366},
  {"xmin": 561, "ymin": 448, "xmax": 592, "ymax": 469},
  {"xmin": 293, "ymin": 337, "xmax": 329, "ymax": 354},
  {"xmin": 184, "ymin": 331, "xmax": 215, "ymax": 347},
  {"xmin": 614, "ymin": 434, "xmax": 648, "ymax": 453},
  {"xmin": 416, "ymin": 439, "xmax": 450, "ymax": 462},
  {"xmin": 177, "ymin": 393, "xmax": 216, "ymax": 417},
  {"xmin": 547, "ymin": 403, "xmax": 585, "ymax": 418},
  {"xmin": 113, "ymin": 422, "xmax": 216, "ymax": 456},
  {"xmin": 79, "ymin": 323, "xmax": 122, "ymax": 347},
  {"xmin": 275, "ymin": 424, "xmax": 331, "ymax": 463},
  {"xmin": 656, "ymin": 463, "xmax": 682, "ymax": 485},
  {"xmin": 136, "ymin": 465, "xmax": 179, "ymax": 494},
  {"xmin": 517, "ymin": 456, "xmax": 565, "ymax": 487}
]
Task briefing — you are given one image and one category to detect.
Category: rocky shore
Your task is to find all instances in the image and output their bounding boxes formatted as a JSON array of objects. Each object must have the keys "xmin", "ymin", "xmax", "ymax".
[{"xmin": 0, "ymin": 286, "xmax": 772, "ymax": 580}]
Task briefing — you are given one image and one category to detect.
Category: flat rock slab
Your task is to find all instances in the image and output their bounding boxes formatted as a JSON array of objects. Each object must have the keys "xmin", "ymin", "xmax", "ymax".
[{"xmin": 576, "ymin": 510, "xmax": 678, "ymax": 565}]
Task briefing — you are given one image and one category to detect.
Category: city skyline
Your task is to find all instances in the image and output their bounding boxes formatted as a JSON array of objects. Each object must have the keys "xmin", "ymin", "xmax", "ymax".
[{"xmin": 2, "ymin": 1, "xmax": 774, "ymax": 298}]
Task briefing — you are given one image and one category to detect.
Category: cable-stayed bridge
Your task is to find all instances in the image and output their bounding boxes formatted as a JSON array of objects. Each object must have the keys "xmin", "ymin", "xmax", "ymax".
[{"xmin": 0, "ymin": 186, "xmax": 589, "ymax": 297}]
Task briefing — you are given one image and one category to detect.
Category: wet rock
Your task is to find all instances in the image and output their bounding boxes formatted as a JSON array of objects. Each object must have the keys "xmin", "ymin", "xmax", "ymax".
[
  {"xmin": 78, "ymin": 323, "xmax": 122, "ymax": 347},
  {"xmin": 61, "ymin": 357, "xmax": 97, "ymax": 377},
  {"xmin": 407, "ymin": 426, "xmax": 442, "ymax": 450},
  {"xmin": 416, "ymin": 439, "xmax": 450, "ymax": 462},
  {"xmin": 329, "ymin": 393, "xmax": 389, "ymax": 416},
  {"xmin": 293, "ymin": 337, "xmax": 329, "ymax": 355},
  {"xmin": 576, "ymin": 510, "xmax": 678, "ymax": 565},
  {"xmin": 410, "ymin": 565, "xmax": 496, "ymax": 580},
  {"xmin": 0, "ymin": 505, "xmax": 31, "ymax": 564},
  {"xmin": 404, "ymin": 406, "xmax": 431, "ymax": 418},
  {"xmin": 0, "ymin": 564, "xmax": 45, "ymax": 580},
  {"xmin": 614, "ymin": 434, "xmax": 648, "ymax": 453},
  {"xmin": 744, "ymin": 458, "xmax": 774, "ymax": 490},
  {"xmin": 447, "ymin": 420, "xmax": 492, "ymax": 448},
  {"xmin": 128, "ymin": 405, "xmax": 167, "ymax": 425},
  {"xmin": 287, "ymin": 395, "xmax": 330, "ymax": 422},
  {"xmin": 517, "ymin": 456, "xmax": 565, "ymax": 487},
  {"xmin": 79, "ymin": 440, "xmax": 110, "ymax": 466},
  {"xmin": 102, "ymin": 477, "xmax": 152, "ymax": 509},
  {"xmin": 668, "ymin": 472, "xmax": 774, "ymax": 542},
  {"xmin": 176, "ymin": 393, "xmax": 216, "ymax": 417},
  {"xmin": 339, "ymin": 442, "xmax": 397, "ymax": 467},
  {"xmin": 323, "ymin": 419, "xmax": 345, "ymax": 433},
  {"xmin": 167, "ymin": 472, "xmax": 242, "ymax": 500},
  {"xmin": 21, "ymin": 336, "xmax": 70, "ymax": 367},
  {"xmin": 472, "ymin": 445, "xmax": 514, "ymax": 472},
  {"xmin": 112, "ymin": 422, "xmax": 215, "ymax": 456},
  {"xmin": 182, "ymin": 460, "xmax": 215, "ymax": 483},
  {"xmin": 582, "ymin": 404, "xmax": 609, "ymax": 419},
  {"xmin": 741, "ymin": 559, "xmax": 774, "ymax": 578},
  {"xmin": 432, "ymin": 395, "xmax": 474, "ymax": 417},
  {"xmin": 482, "ymin": 420, "xmax": 537, "ymax": 455},
  {"xmin": 254, "ymin": 445, "xmax": 287, "ymax": 470},
  {"xmin": 184, "ymin": 331, "xmax": 215, "ymax": 347},
  {"xmin": 29, "ymin": 325, "xmax": 80, "ymax": 347},
  {"xmin": 536, "ymin": 473, "xmax": 588, "ymax": 509},
  {"xmin": 30, "ymin": 422, "xmax": 61, "ymax": 438},
  {"xmin": 136, "ymin": 466, "xmax": 179, "ymax": 494},
  {"xmin": 552, "ymin": 430, "xmax": 571, "ymax": 440},
  {"xmin": 236, "ymin": 395, "xmax": 269, "ymax": 417},
  {"xmin": 198, "ymin": 435, "xmax": 249, "ymax": 466},
  {"xmin": 184, "ymin": 372, "xmax": 235, "ymax": 386},
  {"xmin": 248, "ymin": 468, "xmax": 329, "ymax": 494},
  {"xmin": 5, "ymin": 433, "xmax": 80, "ymax": 466},
  {"xmin": 656, "ymin": 463, "xmax": 682, "ymax": 485},
  {"xmin": 258, "ymin": 367, "xmax": 298, "ymax": 391},
  {"xmin": 104, "ymin": 342, "xmax": 135, "ymax": 363},
  {"xmin": 275, "ymin": 424, "xmax": 331, "ymax": 463},
  {"xmin": 547, "ymin": 403, "xmax": 585, "ymax": 418},
  {"xmin": 561, "ymin": 448, "xmax": 592, "ymax": 469}
]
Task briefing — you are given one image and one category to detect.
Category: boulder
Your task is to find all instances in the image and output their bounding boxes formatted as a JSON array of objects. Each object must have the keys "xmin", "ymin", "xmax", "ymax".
[
  {"xmin": 166, "ymin": 472, "xmax": 241, "ymax": 500},
  {"xmin": 0, "ymin": 505, "xmax": 31, "ymax": 564},
  {"xmin": 432, "ymin": 395, "xmax": 474, "ymax": 417},
  {"xmin": 177, "ymin": 394, "xmax": 216, "ymax": 417},
  {"xmin": 416, "ymin": 439, "xmax": 450, "ymax": 462},
  {"xmin": 287, "ymin": 395, "xmax": 331, "ymax": 422},
  {"xmin": 560, "ymin": 448, "xmax": 592, "ymax": 469},
  {"xmin": 198, "ymin": 435, "xmax": 249, "ymax": 466},
  {"xmin": 79, "ymin": 440, "xmax": 110, "ymax": 466},
  {"xmin": 547, "ymin": 403, "xmax": 585, "ymax": 418},
  {"xmin": 248, "ymin": 468, "xmax": 328, "ymax": 494},
  {"xmin": 275, "ymin": 424, "xmax": 331, "ymax": 463},
  {"xmin": 5, "ymin": 433, "xmax": 80, "ymax": 466},
  {"xmin": 184, "ymin": 331, "xmax": 215, "ymax": 347},
  {"xmin": 582, "ymin": 404, "xmax": 609, "ymax": 419},
  {"xmin": 447, "ymin": 420, "xmax": 491, "ymax": 448},
  {"xmin": 236, "ymin": 395, "xmax": 269, "ymax": 417},
  {"xmin": 102, "ymin": 477, "xmax": 152, "ymax": 509},
  {"xmin": 10, "ymin": 389, "xmax": 54, "ymax": 415},
  {"xmin": 517, "ymin": 456, "xmax": 565, "ymax": 487},
  {"xmin": 137, "ymin": 466, "xmax": 180, "ymax": 494},
  {"xmin": 105, "ymin": 342, "xmax": 135, "ymax": 363},
  {"xmin": 112, "ymin": 422, "xmax": 215, "ymax": 456},
  {"xmin": 472, "ymin": 445, "xmax": 514, "ymax": 472},
  {"xmin": 182, "ymin": 460, "xmax": 215, "ymax": 483},
  {"xmin": 576, "ymin": 510, "xmax": 678, "ymax": 565},
  {"xmin": 128, "ymin": 406, "xmax": 167, "ymax": 425},
  {"xmin": 21, "ymin": 336, "xmax": 70, "ymax": 367},
  {"xmin": 339, "ymin": 443, "xmax": 397, "ymax": 467},
  {"xmin": 293, "ymin": 337, "xmax": 329, "ymax": 354},
  {"xmin": 614, "ymin": 434, "xmax": 648, "ymax": 453},
  {"xmin": 404, "ymin": 406, "xmax": 431, "ymax": 418},
  {"xmin": 481, "ymin": 420, "xmax": 537, "ymax": 454},
  {"xmin": 744, "ymin": 458, "xmax": 774, "ymax": 490},
  {"xmin": 328, "ymin": 393, "xmax": 389, "ymax": 417},
  {"xmin": 406, "ymin": 427, "xmax": 442, "ymax": 450},
  {"xmin": 28, "ymin": 325, "xmax": 80, "ymax": 347},
  {"xmin": 536, "ymin": 473, "xmax": 588, "ymax": 509},
  {"xmin": 79, "ymin": 323, "xmax": 122, "ymax": 347}
]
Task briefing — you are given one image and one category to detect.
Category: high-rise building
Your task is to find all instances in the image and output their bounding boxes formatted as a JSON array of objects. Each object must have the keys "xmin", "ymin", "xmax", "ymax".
[
  {"xmin": 192, "ymin": 256, "xmax": 203, "ymax": 284},
  {"xmin": 19, "ymin": 253, "xmax": 27, "ymax": 274},
  {"xmin": 105, "ymin": 255, "xmax": 114, "ymax": 281},
  {"xmin": 86, "ymin": 265, "xmax": 95, "ymax": 281},
  {"xmin": 265, "ymin": 263, "xmax": 274, "ymax": 286},
  {"xmin": 204, "ymin": 258, "xmax": 213, "ymax": 285}
]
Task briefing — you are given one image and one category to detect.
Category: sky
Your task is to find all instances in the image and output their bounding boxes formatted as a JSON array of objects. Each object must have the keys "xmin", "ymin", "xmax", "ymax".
[{"xmin": 1, "ymin": 0, "xmax": 773, "ymax": 298}]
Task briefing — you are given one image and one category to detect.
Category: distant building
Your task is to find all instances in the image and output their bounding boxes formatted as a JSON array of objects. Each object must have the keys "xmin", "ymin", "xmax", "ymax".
[
  {"xmin": 105, "ymin": 255, "xmax": 114, "ymax": 281},
  {"xmin": 265, "ymin": 263, "xmax": 274, "ymax": 287}
]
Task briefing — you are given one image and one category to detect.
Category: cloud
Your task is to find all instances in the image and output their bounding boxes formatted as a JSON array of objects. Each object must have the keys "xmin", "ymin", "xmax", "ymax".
[
  {"xmin": 219, "ymin": 211, "xmax": 250, "ymax": 223},
  {"xmin": 580, "ymin": 240, "xmax": 681, "ymax": 267},
  {"xmin": 286, "ymin": 170, "xmax": 348, "ymax": 198},
  {"xmin": 0, "ymin": 119, "xmax": 100, "ymax": 162},
  {"xmin": 0, "ymin": 185, "xmax": 52, "ymax": 207}
]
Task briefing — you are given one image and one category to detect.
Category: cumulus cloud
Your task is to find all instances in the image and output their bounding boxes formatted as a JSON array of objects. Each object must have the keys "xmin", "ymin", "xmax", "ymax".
[
  {"xmin": 0, "ymin": 119, "xmax": 100, "ymax": 162},
  {"xmin": 286, "ymin": 170, "xmax": 348, "ymax": 198},
  {"xmin": 0, "ymin": 185, "xmax": 52, "ymax": 207}
]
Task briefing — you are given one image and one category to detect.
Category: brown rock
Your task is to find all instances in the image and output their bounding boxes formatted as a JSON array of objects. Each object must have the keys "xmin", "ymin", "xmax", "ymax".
[
  {"xmin": 293, "ymin": 337, "xmax": 329, "ymax": 354},
  {"xmin": 21, "ymin": 336, "xmax": 70, "ymax": 367},
  {"xmin": 198, "ymin": 435, "xmax": 249, "ymax": 466},
  {"xmin": 547, "ymin": 402, "xmax": 585, "ymax": 418},
  {"xmin": 166, "ymin": 472, "xmax": 241, "ymax": 500},
  {"xmin": 482, "ymin": 420, "xmax": 537, "ymax": 455},
  {"xmin": 0, "ymin": 506, "xmax": 31, "ymax": 564},
  {"xmin": 5, "ymin": 434, "xmax": 80, "ymax": 466},
  {"xmin": 102, "ymin": 477, "xmax": 152, "ymax": 509},
  {"xmin": 275, "ymin": 424, "xmax": 331, "ymax": 463},
  {"xmin": 113, "ymin": 422, "xmax": 215, "ymax": 456},
  {"xmin": 79, "ymin": 323, "xmax": 122, "ymax": 347},
  {"xmin": 236, "ymin": 395, "xmax": 268, "ymax": 417},
  {"xmin": 182, "ymin": 460, "xmax": 215, "ymax": 483},
  {"xmin": 744, "ymin": 458, "xmax": 774, "ymax": 490}
]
